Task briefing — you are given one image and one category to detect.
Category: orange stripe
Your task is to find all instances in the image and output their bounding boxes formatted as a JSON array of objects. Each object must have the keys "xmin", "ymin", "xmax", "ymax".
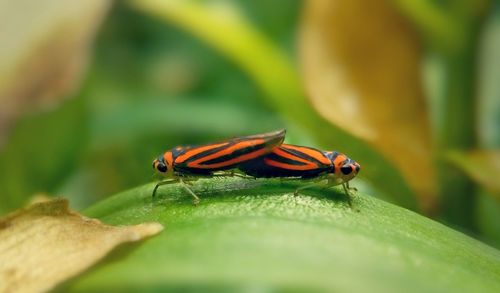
[
  {"xmin": 333, "ymin": 154, "xmax": 347, "ymax": 169},
  {"xmin": 205, "ymin": 148, "xmax": 269, "ymax": 168},
  {"xmin": 163, "ymin": 151, "xmax": 174, "ymax": 169},
  {"xmin": 175, "ymin": 142, "xmax": 229, "ymax": 164},
  {"xmin": 282, "ymin": 144, "xmax": 331, "ymax": 165},
  {"xmin": 190, "ymin": 147, "xmax": 269, "ymax": 169},
  {"xmin": 264, "ymin": 158, "xmax": 318, "ymax": 171},
  {"xmin": 188, "ymin": 139, "xmax": 265, "ymax": 166}
]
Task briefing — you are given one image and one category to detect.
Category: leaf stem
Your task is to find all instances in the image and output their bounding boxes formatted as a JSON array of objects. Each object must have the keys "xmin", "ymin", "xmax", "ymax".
[{"xmin": 437, "ymin": 22, "xmax": 483, "ymax": 232}]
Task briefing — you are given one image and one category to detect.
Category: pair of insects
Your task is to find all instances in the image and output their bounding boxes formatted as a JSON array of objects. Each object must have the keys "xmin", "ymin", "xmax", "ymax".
[{"xmin": 152, "ymin": 129, "xmax": 360, "ymax": 204}]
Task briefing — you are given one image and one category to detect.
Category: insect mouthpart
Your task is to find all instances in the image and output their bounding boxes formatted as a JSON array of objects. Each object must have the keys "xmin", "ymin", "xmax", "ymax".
[{"xmin": 354, "ymin": 162, "xmax": 361, "ymax": 174}]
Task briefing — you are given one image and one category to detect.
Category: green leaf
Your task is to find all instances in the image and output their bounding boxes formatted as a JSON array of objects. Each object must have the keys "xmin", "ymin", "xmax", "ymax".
[{"xmin": 61, "ymin": 179, "xmax": 500, "ymax": 292}]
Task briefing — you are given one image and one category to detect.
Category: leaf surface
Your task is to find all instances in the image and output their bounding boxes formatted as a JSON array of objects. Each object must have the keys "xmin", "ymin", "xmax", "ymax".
[{"xmin": 61, "ymin": 179, "xmax": 500, "ymax": 292}]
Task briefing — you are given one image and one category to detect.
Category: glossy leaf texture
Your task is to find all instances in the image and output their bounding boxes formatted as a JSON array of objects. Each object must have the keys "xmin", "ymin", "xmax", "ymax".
[
  {"xmin": 300, "ymin": 0, "xmax": 435, "ymax": 210},
  {"xmin": 59, "ymin": 180, "xmax": 500, "ymax": 292},
  {"xmin": 0, "ymin": 198, "xmax": 162, "ymax": 293},
  {"xmin": 0, "ymin": 0, "xmax": 111, "ymax": 145}
]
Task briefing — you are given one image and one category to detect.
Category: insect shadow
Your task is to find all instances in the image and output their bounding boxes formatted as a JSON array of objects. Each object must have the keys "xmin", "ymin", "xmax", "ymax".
[{"xmin": 151, "ymin": 178, "xmax": 354, "ymax": 208}]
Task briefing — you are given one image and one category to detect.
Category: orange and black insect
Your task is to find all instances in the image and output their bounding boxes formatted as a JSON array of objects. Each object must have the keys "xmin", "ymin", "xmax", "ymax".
[
  {"xmin": 152, "ymin": 129, "xmax": 286, "ymax": 203},
  {"xmin": 238, "ymin": 144, "xmax": 360, "ymax": 196}
]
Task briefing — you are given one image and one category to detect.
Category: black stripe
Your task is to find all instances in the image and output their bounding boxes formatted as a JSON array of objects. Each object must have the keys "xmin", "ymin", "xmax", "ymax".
[
  {"xmin": 199, "ymin": 143, "xmax": 267, "ymax": 165},
  {"xmin": 281, "ymin": 146, "xmax": 327, "ymax": 167},
  {"xmin": 266, "ymin": 152, "xmax": 308, "ymax": 166},
  {"xmin": 181, "ymin": 144, "xmax": 231, "ymax": 164}
]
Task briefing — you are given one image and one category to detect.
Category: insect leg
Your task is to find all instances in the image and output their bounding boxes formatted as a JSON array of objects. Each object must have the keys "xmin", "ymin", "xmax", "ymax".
[
  {"xmin": 346, "ymin": 181, "xmax": 358, "ymax": 192},
  {"xmin": 342, "ymin": 182, "xmax": 354, "ymax": 207},
  {"xmin": 342, "ymin": 183, "xmax": 350, "ymax": 195},
  {"xmin": 152, "ymin": 179, "xmax": 178, "ymax": 198},
  {"xmin": 212, "ymin": 170, "xmax": 254, "ymax": 179},
  {"xmin": 294, "ymin": 182, "xmax": 322, "ymax": 196},
  {"xmin": 179, "ymin": 178, "xmax": 200, "ymax": 205},
  {"xmin": 232, "ymin": 172, "xmax": 254, "ymax": 179},
  {"xmin": 343, "ymin": 182, "xmax": 358, "ymax": 195}
]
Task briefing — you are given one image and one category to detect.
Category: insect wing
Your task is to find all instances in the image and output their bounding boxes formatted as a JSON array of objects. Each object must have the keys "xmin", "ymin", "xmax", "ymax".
[
  {"xmin": 239, "ymin": 144, "xmax": 332, "ymax": 178},
  {"xmin": 173, "ymin": 129, "xmax": 286, "ymax": 173}
]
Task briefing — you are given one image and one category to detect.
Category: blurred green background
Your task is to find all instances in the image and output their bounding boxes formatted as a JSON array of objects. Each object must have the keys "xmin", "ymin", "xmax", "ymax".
[{"xmin": 1, "ymin": 0, "xmax": 499, "ymax": 249}]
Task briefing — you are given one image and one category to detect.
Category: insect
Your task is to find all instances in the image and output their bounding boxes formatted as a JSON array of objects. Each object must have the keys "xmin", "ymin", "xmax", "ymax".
[
  {"xmin": 238, "ymin": 144, "xmax": 360, "ymax": 200},
  {"xmin": 152, "ymin": 129, "xmax": 286, "ymax": 203}
]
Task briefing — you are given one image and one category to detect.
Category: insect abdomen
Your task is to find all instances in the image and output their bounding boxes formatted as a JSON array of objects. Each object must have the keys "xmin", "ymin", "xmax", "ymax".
[{"xmin": 239, "ymin": 144, "xmax": 332, "ymax": 178}]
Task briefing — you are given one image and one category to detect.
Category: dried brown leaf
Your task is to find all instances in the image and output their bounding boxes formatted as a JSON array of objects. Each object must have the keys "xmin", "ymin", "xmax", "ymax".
[
  {"xmin": 0, "ymin": 198, "xmax": 163, "ymax": 293},
  {"xmin": 300, "ymin": 0, "xmax": 435, "ymax": 209}
]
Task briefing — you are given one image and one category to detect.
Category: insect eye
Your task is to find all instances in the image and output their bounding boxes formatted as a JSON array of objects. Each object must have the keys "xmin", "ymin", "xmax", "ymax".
[
  {"xmin": 340, "ymin": 165, "xmax": 352, "ymax": 175},
  {"xmin": 157, "ymin": 163, "xmax": 168, "ymax": 173},
  {"xmin": 355, "ymin": 164, "xmax": 361, "ymax": 173}
]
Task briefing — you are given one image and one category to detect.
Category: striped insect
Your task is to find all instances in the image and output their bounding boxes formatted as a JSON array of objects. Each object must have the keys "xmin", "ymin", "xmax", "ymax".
[
  {"xmin": 152, "ymin": 129, "xmax": 286, "ymax": 203},
  {"xmin": 238, "ymin": 144, "xmax": 360, "ymax": 199}
]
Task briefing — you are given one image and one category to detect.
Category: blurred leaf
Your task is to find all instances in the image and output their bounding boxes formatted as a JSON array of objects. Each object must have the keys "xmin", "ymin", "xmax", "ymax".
[
  {"xmin": 391, "ymin": 0, "xmax": 457, "ymax": 51},
  {"xmin": 429, "ymin": 1, "xmax": 491, "ymax": 230},
  {"xmin": 90, "ymin": 98, "xmax": 283, "ymax": 148},
  {"xmin": 300, "ymin": 0, "xmax": 435, "ymax": 210},
  {"xmin": 130, "ymin": 0, "xmax": 419, "ymax": 210},
  {"xmin": 129, "ymin": 0, "xmax": 300, "ymax": 102},
  {"xmin": 475, "ymin": 1, "xmax": 500, "ymax": 250},
  {"xmin": 0, "ymin": 0, "xmax": 111, "ymax": 145},
  {"xmin": 0, "ymin": 97, "xmax": 87, "ymax": 214},
  {"xmin": 447, "ymin": 150, "xmax": 500, "ymax": 199},
  {"xmin": 477, "ymin": 191, "xmax": 500, "ymax": 249},
  {"xmin": 60, "ymin": 180, "xmax": 500, "ymax": 292},
  {"xmin": 0, "ymin": 198, "xmax": 162, "ymax": 293},
  {"xmin": 392, "ymin": 0, "xmax": 491, "ymax": 53},
  {"xmin": 478, "ymin": 6, "xmax": 500, "ymax": 148}
]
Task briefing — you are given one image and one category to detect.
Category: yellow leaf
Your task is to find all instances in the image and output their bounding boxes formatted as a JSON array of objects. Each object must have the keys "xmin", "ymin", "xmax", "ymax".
[
  {"xmin": 0, "ymin": 198, "xmax": 163, "ymax": 293},
  {"xmin": 300, "ymin": 0, "xmax": 435, "ymax": 209},
  {"xmin": 448, "ymin": 150, "xmax": 500, "ymax": 199}
]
